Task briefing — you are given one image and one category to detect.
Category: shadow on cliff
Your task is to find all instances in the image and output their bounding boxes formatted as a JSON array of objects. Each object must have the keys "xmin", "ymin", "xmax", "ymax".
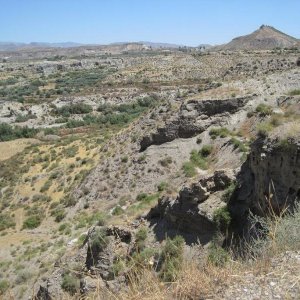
[{"xmin": 148, "ymin": 215, "xmax": 215, "ymax": 246}]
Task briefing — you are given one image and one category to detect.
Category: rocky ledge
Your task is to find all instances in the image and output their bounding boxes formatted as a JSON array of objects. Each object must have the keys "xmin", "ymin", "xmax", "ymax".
[
  {"xmin": 140, "ymin": 95, "xmax": 253, "ymax": 151},
  {"xmin": 147, "ymin": 169, "xmax": 236, "ymax": 244}
]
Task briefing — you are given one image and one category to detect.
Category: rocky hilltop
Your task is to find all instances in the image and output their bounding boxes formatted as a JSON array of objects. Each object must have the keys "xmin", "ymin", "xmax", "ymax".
[{"xmin": 215, "ymin": 25, "xmax": 300, "ymax": 51}]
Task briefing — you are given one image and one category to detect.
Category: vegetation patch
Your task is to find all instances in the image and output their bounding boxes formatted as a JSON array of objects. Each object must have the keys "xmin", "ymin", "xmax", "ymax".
[
  {"xmin": 54, "ymin": 103, "xmax": 93, "ymax": 117},
  {"xmin": 209, "ymin": 127, "xmax": 232, "ymax": 139},
  {"xmin": 288, "ymin": 89, "xmax": 300, "ymax": 96},
  {"xmin": 229, "ymin": 137, "xmax": 248, "ymax": 152},
  {"xmin": 61, "ymin": 273, "xmax": 80, "ymax": 295},
  {"xmin": 22, "ymin": 215, "xmax": 42, "ymax": 229},
  {"xmin": 0, "ymin": 213, "xmax": 16, "ymax": 231},
  {"xmin": 221, "ymin": 182, "xmax": 237, "ymax": 203},
  {"xmin": 213, "ymin": 205, "xmax": 231, "ymax": 233},
  {"xmin": 208, "ymin": 242, "xmax": 230, "ymax": 267},
  {"xmin": 0, "ymin": 123, "xmax": 37, "ymax": 142},
  {"xmin": 135, "ymin": 227, "xmax": 148, "ymax": 251},
  {"xmin": 182, "ymin": 145, "xmax": 213, "ymax": 177},
  {"xmin": 255, "ymin": 103, "xmax": 273, "ymax": 116},
  {"xmin": 0, "ymin": 280, "xmax": 9, "ymax": 295},
  {"xmin": 112, "ymin": 205, "xmax": 124, "ymax": 216},
  {"xmin": 160, "ymin": 235, "xmax": 185, "ymax": 282}
]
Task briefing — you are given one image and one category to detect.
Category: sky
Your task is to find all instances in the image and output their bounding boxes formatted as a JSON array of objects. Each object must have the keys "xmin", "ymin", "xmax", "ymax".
[{"xmin": 0, "ymin": 0, "xmax": 299, "ymax": 46}]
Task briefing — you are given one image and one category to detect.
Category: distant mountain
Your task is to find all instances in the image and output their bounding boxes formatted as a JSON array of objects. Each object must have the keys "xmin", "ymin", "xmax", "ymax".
[
  {"xmin": 0, "ymin": 42, "xmax": 26, "ymax": 51},
  {"xmin": 109, "ymin": 41, "xmax": 186, "ymax": 49},
  {"xmin": 28, "ymin": 42, "xmax": 83, "ymax": 48},
  {"xmin": 0, "ymin": 41, "xmax": 83, "ymax": 51},
  {"xmin": 139, "ymin": 42, "xmax": 184, "ymax": 49},
  {"xmin": 214, "ymin": 25, "xmax": 300, "ymax": 51},
  {"xmin": 0, "ymin": 40, "xmax": 186, "ymax": 52}
]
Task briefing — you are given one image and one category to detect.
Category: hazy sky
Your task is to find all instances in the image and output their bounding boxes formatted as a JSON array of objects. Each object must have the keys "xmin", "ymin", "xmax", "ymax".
[{"xmin": 0, "ymin": 0, "xmax": 299, "ymax": 46}]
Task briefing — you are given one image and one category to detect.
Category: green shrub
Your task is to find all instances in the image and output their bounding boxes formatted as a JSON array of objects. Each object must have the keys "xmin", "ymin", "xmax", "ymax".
[
  {"xmin": 61, "ymin": 273, "xmax": 79, "ymax": 295},
  {"xmin": 182, "ymin": 146, "xmax": 213, "ymax": 177},
  {"xmin": 135, "ymin": 227, "xmax": 148, "ymax": 251},
  {"xmin": 32, "ymin": 194, "xmax": 51, "ymax": 203},
  {"xmin": 96, "ymin": 213, "xmax": 107, "ymax": 226},
  {"xmin": 63, "ymin": 145, "xmax": 78, "ymax": 157},
  {"xmin": 190, "ymin": 150, "xmax": 208, "ymax": 169},
  {"xmin": 247, "ymin": 111, "xmax": 254, "ymax": 118},
  {"xmin": 112, "ymin": 259, "xmax": 126, "ymax": 277},
  {"xmin": 77, "ymin": 233, "xmax": 87, "ymax": 246},
  {"xmin": 58, "ymin": 223, "xmax": 72, "ymax": 235},
  {"xmin": 0, "ymin": 77, "xmax": 18, "ymax": 86},
  {"xmin": 160, "ymin": 236, "xmax": 184, "ymax": 282},
  {"xmin": 40, "ymin": 180, "xmax": 52, "ymax": 193},
  {"xmin": 55, "ymin": 103, "xmax": 93, "ymax": 116},
  {"xmin": 199, "ymin": 145, "xmax": 213, "ymax": 157},
  {"xmin": 15, "ymin": 114, "xmax": 36, "ymax": 123},
  {"xmin": 213, "ymin": 206, "xmax": 231, "ymax": 232},
  {"xmin": 257, "ymin": 122, "xmax": 273, "ymax": 138},
  {"xmin": 248, "ymin": 202, "xmax": 300, "ymax": 260},
  {"xmin": 22, "ymin": 215, "xmax": 42, "ymax": 229},
  {"xmin": 121, "ymin": 156, "xmax": 128, "ymax": 163},
  {"xmin": 182, "ymin": 161, "xmax": 197, "ymax": 177},
  {"xmin": 208, "ymin": 243, "xmax": 230, "ymax": 267},
  {"xmin": 0, "ymin": 213, "xmax": 16, "ymax": 231},
  {"xmin": 0, "ymin": 123, "xmax": 37, "ymax": 142},
  {"xmin": 138, "ymin": 154, "xmax": 147, "ymax": 162},
  {"xmin": 112, "ymin": 205, "xmax": 124, "ymax": 216},
  {"xmin": 277, "ymin": 138, "xmax": 294, "ymax": 151},
  {"xmin": 255, "ymin": 103, "xmax": 272, "ymax": 116},
  {"xmin": 51, "ymin": 207, "xmax": 66, "ymax": 222},
  {"xmin": 209, "ymin": 127, "xmax": 231, "ymax": 139},
  {"xmin": 270, "ymin": 114, "xmax": 283, "ymax": 127},
  {"xmin": 90, "ymin": 228, "xmax": 108, "ymax": 250},
  {"xmin": 74, "ymin": 211, "xmax": 107, "ymax": 229},
  {"xmin": 62, "ymin": 195, "xmax": 77, "ymax": 207},
  {"xmin": 222, "ymin": 182, "xmax": 236, "ymax": 203},
  {"xmin": 136, "ymin": 193, "xmax": 148, "ymax": 201},
  {"xmin": 157, "ymin": 181, "xmax": 168, "ymax": 192},
  {"xmin": 0, "ymin": 280, "xmax": 9, "ymax": 295},
  {"xmin": 136, "ymin": 193, "xmax": 158, "ymax": 204},
  {"xmin": 15, "ymin": 270, "xmax": 33, "ymax": 284},
  {"xmin": 229, "ymin": 137, "xmax": 247, "ymax": 152},
  {"xmin": 129, "ymin": 248, "xmax": 157, "ymax": 271},
  {"xmin": 196, "ymin": 137, "xmax": 202, "ymax": 144},
  {"xmin": 288, "ymin": 89, "xmax": 300, "ymax": 96},
  {"xmin": 271, "ymin": 203, "xmax": 300, "ymax": 252}
]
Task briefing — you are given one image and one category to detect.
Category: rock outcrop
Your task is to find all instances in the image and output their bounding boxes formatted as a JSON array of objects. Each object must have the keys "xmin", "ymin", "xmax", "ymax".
[
  {"xmin": 229, "ymin": 136, "xmax": 300, "ymax": 232},
  {"xmin": 148, "ymin": 169, "xmax": 236, "ymax": 244},
  {"xmin": 140, "ymin": 96, "xmax": 252, "ymax": 151}
]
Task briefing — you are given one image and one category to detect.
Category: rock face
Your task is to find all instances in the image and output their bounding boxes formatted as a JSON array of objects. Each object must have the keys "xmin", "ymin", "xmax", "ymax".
[
  {"xmin": 85, "ymin": 225, "xmax": 132, "ymax": 279},
  {"xmin": 216, "ymin": 25, "xmax": 300, "ymax": 51},
  {"xmin": 148, "ymin": 169, "xmax": 236, "ymax": 244},
  {"xmin": 35, "ymin": 269, "xmax": 65, "ymax": 300},
  {"xmin": 140, "ymin": 96, "xmax": 252, "ymax": 151},
  {"xmin": 229, "ymin": 137, "xmax": 300, "ymax": 231}
]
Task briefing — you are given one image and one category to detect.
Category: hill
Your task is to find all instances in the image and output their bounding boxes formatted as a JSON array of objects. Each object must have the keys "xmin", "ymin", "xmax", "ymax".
[{"xmin": 215, "ymin": 25, "xmax": 299, "ymax": 50}]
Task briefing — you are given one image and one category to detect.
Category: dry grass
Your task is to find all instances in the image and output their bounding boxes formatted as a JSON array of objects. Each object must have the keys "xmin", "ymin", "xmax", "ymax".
[
  {"xmin": 84, "ymin": 263, "xmax": 232, "ymax": 300},
  {"xmin": 0, "ymin": 138, "xmax": 39, "ymax": 161}
]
